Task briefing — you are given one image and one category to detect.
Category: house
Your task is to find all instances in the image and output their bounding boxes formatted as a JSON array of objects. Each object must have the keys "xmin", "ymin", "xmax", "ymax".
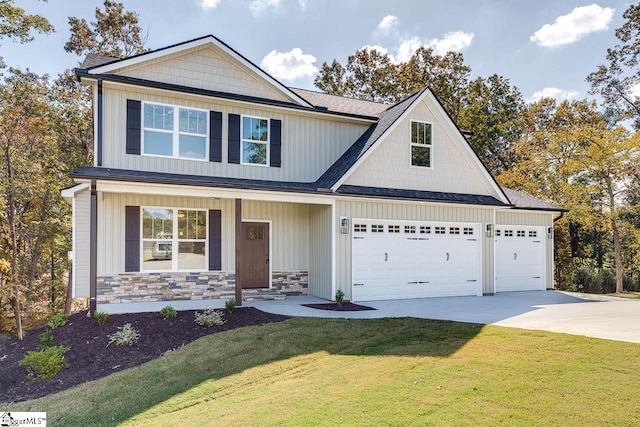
[{"xmin": 62, "ymin": 35, "xmax": 565, "ymax": 313}]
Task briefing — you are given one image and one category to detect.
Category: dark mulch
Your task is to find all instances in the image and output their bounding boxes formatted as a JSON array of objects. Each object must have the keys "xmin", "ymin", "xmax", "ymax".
[
  {"xmin": 0, "ymin": 307, "xmax": 290, "ymax": 403},
  {"xmin": 303, "ymin": 302, "xmax": 376, "ymax": 311}
]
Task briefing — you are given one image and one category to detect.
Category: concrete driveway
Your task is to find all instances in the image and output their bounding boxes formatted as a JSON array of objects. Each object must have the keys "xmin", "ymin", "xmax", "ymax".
[{"xmin": 248, "ymin": 291, "xmax": 640, "ymax": 343}]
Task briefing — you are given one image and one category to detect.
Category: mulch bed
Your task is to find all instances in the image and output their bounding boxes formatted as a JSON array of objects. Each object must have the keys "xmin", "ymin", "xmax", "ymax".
[
  {"xmin": 303, "ymin": 302, "xmax": 376, "ymax": 311},
  {"xmin": 0, "ymin": 307, "xmax": 290, "ymax": 403}
]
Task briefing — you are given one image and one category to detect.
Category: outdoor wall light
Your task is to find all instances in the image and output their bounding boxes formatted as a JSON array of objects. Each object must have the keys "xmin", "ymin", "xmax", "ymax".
[
  {"xmin": 485, "ymin": 223, "xmax": 493, "ymax": 237},
  {"xmin": 340, "ymin": 217, "xmax": 349, "ymax": 234},
  {"xmin": 547, "ymin": 226, "xmax": 554, "ymax": 239}
]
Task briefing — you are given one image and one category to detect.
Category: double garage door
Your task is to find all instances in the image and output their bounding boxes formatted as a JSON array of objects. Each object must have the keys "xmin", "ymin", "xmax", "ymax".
[
  {"xmin": 352, "ymin": 220, "xmax": 482, "ymax": 301},
  {"xmin": 495, "ymin": 226, "xmax": 547, "ymax": 292}
]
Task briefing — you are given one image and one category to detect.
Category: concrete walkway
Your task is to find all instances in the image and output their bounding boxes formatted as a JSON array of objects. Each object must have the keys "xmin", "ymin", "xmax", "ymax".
[{"xmin": 247, "ymin": 291, "xmax": 640, "ymax": 344}]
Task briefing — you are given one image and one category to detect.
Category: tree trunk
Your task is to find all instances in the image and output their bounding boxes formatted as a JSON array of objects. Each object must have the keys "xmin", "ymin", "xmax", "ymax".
[
  {"xmin": 604, "ymin": 175, "xmax": 624, "ymax": 293},
  {"xmin": 5, "ymin": 140, "xmax": 23, "ymax": 340},
  {"xmin": 25, "ymin": 190, "xmax": 50, "ymax": 317}
]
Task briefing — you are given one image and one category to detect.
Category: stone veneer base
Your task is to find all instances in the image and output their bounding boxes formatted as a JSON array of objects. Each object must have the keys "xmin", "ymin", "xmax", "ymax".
[{"xmin": 97, "ymin": 271, "xmax": 308, "ymax": 304}]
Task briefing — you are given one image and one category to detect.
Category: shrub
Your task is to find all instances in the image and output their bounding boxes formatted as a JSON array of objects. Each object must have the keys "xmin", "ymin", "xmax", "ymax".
[
  {"xmin": 225, "ymin": 298, "xmax": 236, "ymax": 313},
  {"xmin": 335, "ymin": 289, "xmax": 345, "ymax": 305},
  {"xmin": 194, "ymin": 308, "xmax": 225, "ymax": 327},
  {"xmin": 94, "ymin": 311, "xmax": 109, "ymax": 326},
  {"xmin": 47, "ymin": 314, "xmax": 69, "ymax": 329},
  {"xmin": 573, "ymin": 266, "xmax": 616, "ymax": 294},
  {"xmin": 107, "ymin": 323, "xmax": 141, "ymax": 346},
  {"xmin": 19, "ymin": 345, "xmax": 70, "ymax": 379},
  {"xmin": 159, "ymin": 305, "xmax": 177, "ymax": 319},
  {"xmin": 39, "ymin": 328, "xmax": 54, "ymax": 348}
]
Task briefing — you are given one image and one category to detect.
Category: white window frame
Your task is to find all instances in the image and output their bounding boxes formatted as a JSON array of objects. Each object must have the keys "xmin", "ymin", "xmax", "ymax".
[
  {"xmin": 140, "ymin": 207, "xmax": 208, "ymax": 273},
  {"xmin": 241, "ymin": 114, "xmax": 270, "ymax": 167},
  {"xmin": 410, "ymin": 119, "xmax": 433, "ymax": 169},
  {"xmin": 141, "ymin": 101, "xmax": 209, "ymax": 161}
]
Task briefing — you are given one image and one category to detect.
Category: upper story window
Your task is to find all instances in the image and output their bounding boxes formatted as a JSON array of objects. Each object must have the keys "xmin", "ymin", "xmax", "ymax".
[
  {"xmin": 242, "ymin": 115, "xmax": 269, "ymax": 166},
  {"xmin": 410, "ymin": 120, "xmax": 432, "ymax": 168},
  {"xmin": 143, "ymin": 102, "xmax": 208, "ymax": 160}
]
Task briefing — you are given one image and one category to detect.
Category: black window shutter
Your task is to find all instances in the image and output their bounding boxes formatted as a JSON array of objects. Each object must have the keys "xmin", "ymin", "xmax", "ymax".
[
  {"xmin": 209, "ymin": 111, "xmax": 222, "ymax": 162},
  {"xmin": 270, "ymin": 119, "xmax": 282, "ymax": 167},
  {"xmin": 209, "ymin": 210, "xmax": 222, "ymax": 270},
  {"xmin": 125, "ymin": 206, "xmax": 140, "ymax": 272},
  {"xmin": 126, "ymin": 100, "xmax": 141, "ymax": 155},
  {"xmin": 228, "ymin": 114, "xmax": 240, "ymax": 164}
]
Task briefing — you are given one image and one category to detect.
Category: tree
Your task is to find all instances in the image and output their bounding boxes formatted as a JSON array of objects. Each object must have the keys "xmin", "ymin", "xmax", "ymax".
[
  {"xmin": 64, "ymin": 0, "xmax": 148, "ymax": 58},
  {"xmin": 587, "ymin": 3, "xmax": 640, "ymax": 127},
  {"xmin": 0, "ymin": 0, "xmax": 53, "ymax": 66}
]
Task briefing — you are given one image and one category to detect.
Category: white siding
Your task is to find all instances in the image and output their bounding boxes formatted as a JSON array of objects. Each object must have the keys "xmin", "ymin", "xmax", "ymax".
[
  {"xmin": 112, "ymin": 45, "xmax": 292, "ymax": 103},
  {"xmin": 335, "ymin": 199, "xmax": 495, "ymax": 300},
  {"xmin": 73, "ymin": 189, "xmax": 91, "ymax": 298},
  {"xmin": 496, "ymin": 210, "xmax": 555, "ymax": 289},
  {"xmin": 100, "ymin": 85, "xmax": 369, "ymax": 182},
  {"xmin": 309, "ymin": 205, "xmax": 332, "ymax": 299},
  {"xmin": 98, "ymin": 194, "xmax": 235, "ymax": 274},
  {"xmin": 344, "ymin": 98, "xmax": 500, "ymax": 198}
]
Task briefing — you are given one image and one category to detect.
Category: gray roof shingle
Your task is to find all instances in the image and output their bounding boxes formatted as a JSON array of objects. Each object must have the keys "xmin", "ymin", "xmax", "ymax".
[
  {"xmin": 502, "ymin": 188, "xmax": 566, "ymax": 212},
  {"xmin": 81, "ymin": 53, "xmax": 120, "ymax": 68},
  {"xmin": 290, "ymin": 88, "xmax": 389, "ymax": 118}
]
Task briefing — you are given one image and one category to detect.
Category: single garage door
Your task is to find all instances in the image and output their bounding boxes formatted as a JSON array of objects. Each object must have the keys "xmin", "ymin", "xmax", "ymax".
[
  {"xmin": 495, "ymin": 226, "xmax": 546, "ymax": 292},
  {"xmin": 352, "ymin": 220, "xmax": 482, "ymax": 301}
]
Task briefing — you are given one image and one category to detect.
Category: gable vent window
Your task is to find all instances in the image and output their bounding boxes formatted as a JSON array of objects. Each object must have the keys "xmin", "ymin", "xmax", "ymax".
[
  {"xmin": 142, "ymin": 102, "xmax": 208, "ymax": 160},
  {"xmin": 242, "ymin": 115, "xmax": 269, "ymax": 166},
  {"xmin": 389, "ymin": 225, "xmax": 400, "ymax": 233},
  {"xmin": 372, "ymin": 225, "xmax": 384, "ymax": 233},
  {"xmin": 410, "ymin": 120, "xmax": 433, "ymax": 168}
]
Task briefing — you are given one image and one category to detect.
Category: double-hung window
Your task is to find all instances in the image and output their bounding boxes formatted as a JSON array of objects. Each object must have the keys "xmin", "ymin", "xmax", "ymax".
[
  {"xmin": 242, "ymin": 115, "xmax": 269, "ymax": 165},
  {"xmin": 143, "ymin": 102, "xmax": 208, "ymax": 160},
  {"xmin": 411, "ymin": 120, "xmax": 433, "ymax": 168},
  {"xmin": 142, "ymin": 208, "xmax": 207, "ymax": 272}
]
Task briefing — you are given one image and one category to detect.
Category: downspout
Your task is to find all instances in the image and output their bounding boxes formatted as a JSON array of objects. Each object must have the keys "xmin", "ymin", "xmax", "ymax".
[
  {"xmin": 235, "ymin": 198, "xmax": 243, "ymax": 306},
  {"xmin": 97, "ymin": 79, "xmax": 103, "ymax": 167},
  {"xmin": 89, "ymin": 179, "xmax": 97, "ymax": 314}
]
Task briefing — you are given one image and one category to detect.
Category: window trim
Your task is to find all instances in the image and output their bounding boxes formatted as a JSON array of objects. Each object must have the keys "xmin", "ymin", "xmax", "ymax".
[
  {"xmin": 140, "ymin": 207, "xmax": 208, "ymax": 273},
  {"xmin": 141, "ymin": 101, "xmax": 210, "ymax": 162},
  {"xmin": 240, "ymin": 114, "xmax": 270, "ymax": 167},
  {"xmin": 410, "ymin": 119, "xmax": 433, "ymax": 169}
]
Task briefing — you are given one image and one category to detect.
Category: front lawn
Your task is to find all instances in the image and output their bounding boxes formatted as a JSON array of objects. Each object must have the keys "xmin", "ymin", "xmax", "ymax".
[{"xmin": 8, "ymin": 317, "xmax": 640, "ymax": 426}]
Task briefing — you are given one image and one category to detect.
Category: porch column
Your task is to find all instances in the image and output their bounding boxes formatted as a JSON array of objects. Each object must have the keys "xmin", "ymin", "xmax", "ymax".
[
  {"xmin": 89, "ymin": 179, "xmax": 97, "ymax": 314},
  {"xmin": 235, "ymin": 198, "xmax": 243, "ymax": 306}
]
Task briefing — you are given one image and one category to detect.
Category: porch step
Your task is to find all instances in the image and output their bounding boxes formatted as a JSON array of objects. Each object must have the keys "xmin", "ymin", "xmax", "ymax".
[{"xmin": 242, "ymin": 289, "xmax": 286, "ymax": 301}]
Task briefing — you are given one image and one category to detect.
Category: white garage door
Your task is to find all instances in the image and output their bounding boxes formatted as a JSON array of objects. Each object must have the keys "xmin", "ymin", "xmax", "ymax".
[
  {"xmin": 352, "ymin": 220, "xmax": 482, "ymax": 301},
  {"xmin": 495, "ymin": 226, "xmax": 546, "ymax": 292}
]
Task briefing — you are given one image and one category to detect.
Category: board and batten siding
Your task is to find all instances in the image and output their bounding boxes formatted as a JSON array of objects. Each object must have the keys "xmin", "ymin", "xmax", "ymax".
[
  {"xmin": 497, "ymin": 210, "xmax": 556, "ymax": 289},
  {"xmin": 335, "ymin": 199, "xmax": 495, "ymax": 300},
  {"xmin": 73, "ymin": 188, "xmax": 91, "ymax": 298},
  {"xmin": 111, "ymin": 45, "xmax": 293, "ymax": 104},
  {"xmin": 99, "ymin": 85, "xmax": 370, "ymax": 182},
  {"xmin": 344, "ymin": 98, "xmax": 501, "ymax": 199},
  {"xmin": 309, "ymin": 205, "xmax": 333, "ymax": 300},
  {"xmin": 242, "ymin": 200, "xmax": 310, "ymax": 271}
]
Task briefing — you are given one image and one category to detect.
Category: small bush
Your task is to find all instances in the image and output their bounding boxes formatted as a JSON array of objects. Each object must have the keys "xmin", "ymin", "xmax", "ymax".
[
  {"xmin": 19, "ymin": 345, "xmax": 70, "ymax": 379},
  {"xmin": 573, "ymin": 266, "xmax": 616, "ymax": 294},
  {"xmin": 107, "ymin": 323, "xmax": 141, "ymax": 346},
  {"xmin": 194, "ymin": 308, "xmax": 225, "ymax": 327},
  {"xmin": 225, "ymin": 298, "xmax": 236, "ymax": 313},
  {"xmin": 335, "ymin": 289, "xmax": 345, "ymax": 305},
  {"xmin": 94, "ymin": 311, "xmax": 108, "ymax": 326},
  {"xmin": 159, "ymin": 305, "xmax": 177, "ymax": 319},
  {"xmin": 39, "ymin": 329, "xmax": 54, "ymax": 348},
  {"xmin": 47, "ymin": 314, "xmax": 69, "ymax": 329}
]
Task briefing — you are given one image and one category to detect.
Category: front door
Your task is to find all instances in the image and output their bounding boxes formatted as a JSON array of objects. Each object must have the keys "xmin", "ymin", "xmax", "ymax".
[{"xmin": 241, "ymin": 222, "xmax": 270, "ymax": 288}]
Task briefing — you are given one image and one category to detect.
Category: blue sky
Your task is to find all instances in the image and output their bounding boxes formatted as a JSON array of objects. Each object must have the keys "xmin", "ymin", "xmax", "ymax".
[{"xmin": 1, "ymin": 0, "xmax": 632, "ymax": 103}]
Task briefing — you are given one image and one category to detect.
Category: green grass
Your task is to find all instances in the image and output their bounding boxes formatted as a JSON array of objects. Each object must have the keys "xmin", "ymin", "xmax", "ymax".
[
  {"xmin": 8, "ymin": 317, "xmax": 640, "ymax": 426},
  {"xmin": 608, "ymin": 292, "xmax": 640, "ymax": 299}
]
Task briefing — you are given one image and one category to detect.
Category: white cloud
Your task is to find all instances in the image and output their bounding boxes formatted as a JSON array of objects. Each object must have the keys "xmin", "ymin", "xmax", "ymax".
[
  {"xmin": 529, "ymin": 87, "xmax": 580, "ymax": 102},
  {"xmin": 199, "ymin": 0, "xmax": 220, "ymax": 8},
  {"xmin": 250, "ymin": 0, "xmax": 281, "ymax": 14},
  {"xmin": 396, "ymin": 37, "xmax": 424, "ymax": 62},
  {"xmin": 378, "ymin": 15, "xmax": 398, "ymax": 32},
  {"xmin": 530, "ymin": 4, "xmax": 615, "ymax": 47},
  {"xmin": 427, "ymin": 31, "xmax": 474, "ymax": 56},
  {"xmin": 298, "ymin": 0, "xmax": 307, "ymax": 8},
  {"xmin": 260, "ymin": 48, "xmax": 318, "ymax": 82},
  {"xmin": 629, "ymin": 81, "xmax": 640, "ymax": 99},
  {"xmin": 361, "ymin": 44, "xmax": 389, "ymax": 55}
]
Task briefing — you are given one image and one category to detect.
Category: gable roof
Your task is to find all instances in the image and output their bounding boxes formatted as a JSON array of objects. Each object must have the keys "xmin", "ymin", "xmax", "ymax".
[
  {"xmin": 289, "ymin": 88, "xmax": 389, "ymax": 118},
  {"xmin": 80, "ymin": 35, "xmax": 313, "ymax": 109}
]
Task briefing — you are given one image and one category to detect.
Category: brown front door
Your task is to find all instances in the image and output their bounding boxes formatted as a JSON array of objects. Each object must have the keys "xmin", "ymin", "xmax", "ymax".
[{"xmin": 241, "ymin": 222, "xmax": 270, "ymax": 288}]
